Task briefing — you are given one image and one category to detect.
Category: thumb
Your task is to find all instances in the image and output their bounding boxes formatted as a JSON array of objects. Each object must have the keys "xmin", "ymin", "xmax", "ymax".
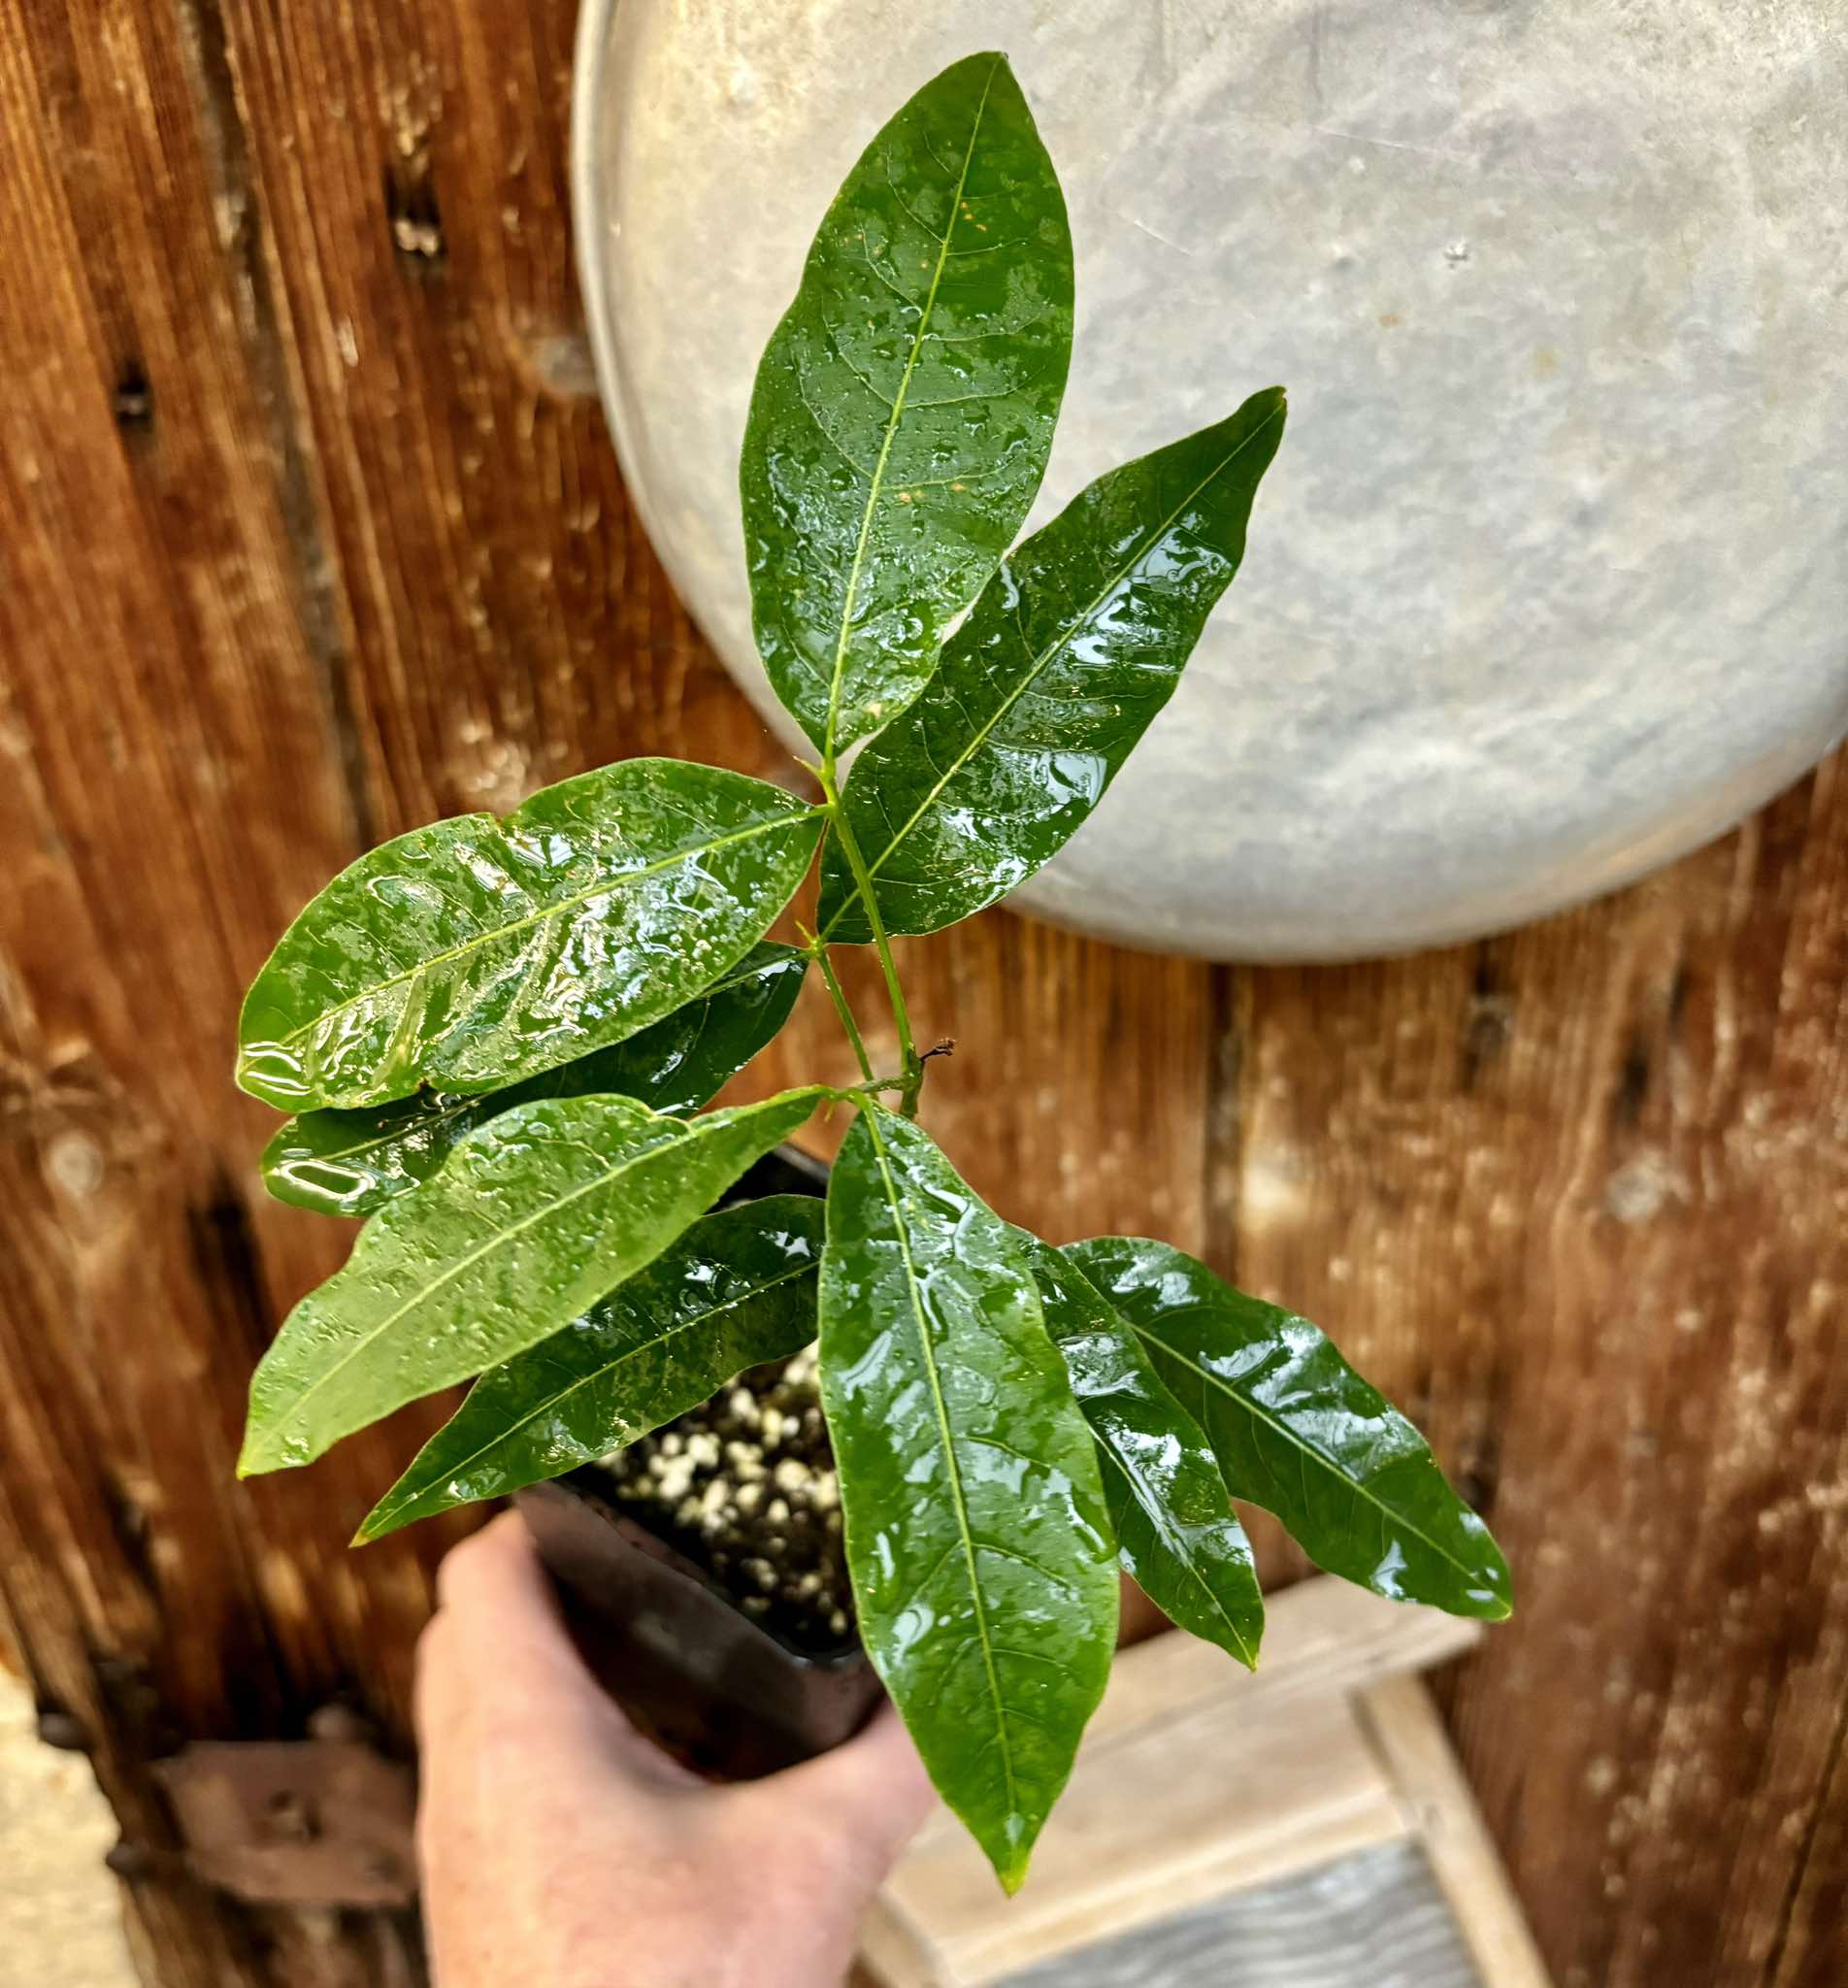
[
  {"xmin": 741, "ymin": 1701, "xmax": 937, "ymax": 1879},
  {"xmin": 419, "ymin": 1509, "xmax": 697, "ymax": 1791}
]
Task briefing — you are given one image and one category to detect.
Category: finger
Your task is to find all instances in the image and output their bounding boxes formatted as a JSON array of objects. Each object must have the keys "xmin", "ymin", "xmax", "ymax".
[
  {"xmin": 434, "ymin": 1509, "xmax": 565, "ymax": 1631},
  {"xmin": 434, "ymin": 1510, "xmax": 619, "ymax": 1701},
  {"xmin": 428, "ymin": 1509, "xmax": 701, "ymax": 1789},
  {"xmin": 412, "ymin": 1598, "xmax": 463, "ymax": 1757}
]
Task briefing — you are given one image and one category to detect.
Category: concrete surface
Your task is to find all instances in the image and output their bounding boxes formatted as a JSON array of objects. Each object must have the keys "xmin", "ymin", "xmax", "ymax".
[
  {"xmin": 0, "ymin": 1667, "xmax": 136, "ymax": 1988},
  {"xmin": 578, "ymin": 0, "xmax": 1847, "ymax": 959}
]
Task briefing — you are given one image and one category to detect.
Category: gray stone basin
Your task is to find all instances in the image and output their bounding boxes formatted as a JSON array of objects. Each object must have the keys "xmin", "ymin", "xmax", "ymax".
[{"xmin": 574, "ymin": 0, "xmax": 1846, "ymax": 960}]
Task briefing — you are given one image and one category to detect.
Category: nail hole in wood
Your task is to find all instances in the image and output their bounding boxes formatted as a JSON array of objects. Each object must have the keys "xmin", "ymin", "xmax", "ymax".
[
  {"xmin": 1458, "ymin": 1439, "xmax": 1501, "ymax": 1516},
  {"xmin": 1460, "ymin": 948, "xmax": 1514, "ymax": 1089},
  {"xmin": 113, "ymin": 359, "xmax": 153, "ymax": 434},
  {"xmin": 384, "ymin": 156, "xmax": 446, "ymax": 268},
  {"xmin": 1613, "ymin": 1033, "xmax": 1652, "ymax": 1126},
  {"xmin": 1666, "ymin": 963, "xmax": 1692, "ymax": 1031},
  {"xmin": 264, "ymin": 1788, "xmax": 319, "ymax": 1843}
]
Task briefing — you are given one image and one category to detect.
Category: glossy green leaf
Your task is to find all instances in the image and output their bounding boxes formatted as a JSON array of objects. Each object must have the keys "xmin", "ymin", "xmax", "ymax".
[
  {"xmin": 1066, "ymin": 1238, "xmax": 1511, "ymax": 1620},
  {"xmin": 239, "ymin": 1088, "xmax": 823, "ymax": 1476},
  {"xmin": 236, "ymin": 761, "xmax": 823, "ymax": 1111},
  {"xmin": 819, "ymin": 1106, "xmax": 1115, "ymax": 1892},
  {"xmin": 260, "ymin": 944, "xmax": 808, "ymax": 1219},
  {"xmin": 355, "ymin": 1196, "xmax": 824, "ymax": 1541},
  {"xmin": 741, "ymin": 50, "xmax": 1072, "ymax": 759},
  {"xmin": 1022, "ymin": 1238, "xmax": 1262, "ymax": 1669},
  {"xmin": 819, "ymin": 389, "xmax": 1286, "ymax": 942}
]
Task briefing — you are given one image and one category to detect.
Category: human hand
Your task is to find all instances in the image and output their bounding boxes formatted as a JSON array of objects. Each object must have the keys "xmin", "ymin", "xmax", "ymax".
[{"xmin": 414, "ymin": 1511, "xmax": 935, "ymax": 1988}]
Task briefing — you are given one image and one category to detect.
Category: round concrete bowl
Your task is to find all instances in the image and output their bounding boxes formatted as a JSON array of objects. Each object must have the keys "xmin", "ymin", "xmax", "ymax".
[{"xmin": 572, "ymin": 0, "xmax": 1847, "ymax": 961}]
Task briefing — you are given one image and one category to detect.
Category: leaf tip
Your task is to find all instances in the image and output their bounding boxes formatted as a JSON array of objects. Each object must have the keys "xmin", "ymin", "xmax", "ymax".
[
  {"xmin": 995, "ymin": 1849, "xmax": 1032, "ymax": 1897},
  {"xmin": 237, "ymin": 1425, "xmax": 291, "ymax": 1480},
  {"xmin": 233, "ymin": 1038, "xmax": 314, "ymax": 1113},
  {"xmin": 350, "ymin": 1499, "xmax": 409, "ymax": 1547}
]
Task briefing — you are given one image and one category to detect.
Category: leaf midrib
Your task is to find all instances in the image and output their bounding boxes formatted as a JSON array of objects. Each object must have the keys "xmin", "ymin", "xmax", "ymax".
[
  {"xmin": 861, "ymin": 1108, "xmax": 1020, "ymax": 1827},
  {"xmin": 1128, "ymin": 1314, "xmax": 1487, "ymax": 1588},
  {"xmin": 245, "ymin": 1112, "xmax": 696, "ymax": 1468},
  {"xmin": 1099, "ymin": 1444, "xmax": 1259, "ymax": 1668},
  {"xmin": 819, "ymin": 55, "xmax": 1000, "ymax": 762},
  {"xmin": 821, "ymin": 401, "xmax": 1284, "ymax": 938},
  {"xmin": 281, "ymin": 952, "xmax": 793, "ymax": 1171},
  {"xmin": 365, "ymin": 1254, "xmax": 816, "ymax": 1531},
  {"xmin": 265, "ymin": 811, "xmax": 815, "ymax": 1051}
]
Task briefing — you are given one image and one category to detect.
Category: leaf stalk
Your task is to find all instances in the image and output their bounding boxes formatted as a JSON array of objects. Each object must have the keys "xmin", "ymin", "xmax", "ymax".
[
  {"xmin": 817, "ymin": 764, "xmax": 923, "ymax": 1114},
  {"xmin": 810, "ymin": 937, "xmax": 874, "ymax": 1082}
]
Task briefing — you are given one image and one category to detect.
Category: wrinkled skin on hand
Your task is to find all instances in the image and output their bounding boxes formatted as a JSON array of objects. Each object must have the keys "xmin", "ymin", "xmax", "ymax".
[{"xmin": 415, "ymin": 1514, "xmax": 934, "ymax": 1988}]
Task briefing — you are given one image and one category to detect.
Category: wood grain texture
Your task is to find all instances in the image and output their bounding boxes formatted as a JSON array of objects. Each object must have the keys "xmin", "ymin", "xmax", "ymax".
[
  {"xmin": 1212, "ymin": 771, "xmax": 1848, "ymax": 1988},
  {"xmin": 0, "ymin": 3, "xmax": 1842, "ymax": 1986},
  {"xmin": 870, "ymin": 1583, "xmax": 1498, "ymax": 1988},
  {"xmin": 1357, "ymin": 1673, "xmax": 1553, "ymax": 1988}
]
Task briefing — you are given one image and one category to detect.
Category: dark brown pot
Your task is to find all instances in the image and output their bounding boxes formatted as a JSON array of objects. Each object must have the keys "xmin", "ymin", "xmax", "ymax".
[{"xmin": 517, "ymin": 1144, "xmax": 882, "ymax": 1780}]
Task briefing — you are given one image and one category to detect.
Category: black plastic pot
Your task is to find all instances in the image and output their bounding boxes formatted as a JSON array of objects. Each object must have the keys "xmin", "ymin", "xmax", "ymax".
[{"xmin": 517, "ymin": 1144, "xmax": 882, "ymax": 1780}]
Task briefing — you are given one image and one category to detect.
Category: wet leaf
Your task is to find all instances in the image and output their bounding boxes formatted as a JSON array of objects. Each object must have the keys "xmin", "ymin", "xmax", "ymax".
[
  {"xmin": 819, "ymin": 1106, "xmax": 1115, "ymax": 1892},
  {"xmin": 355, "ymin": 1196, "xmax": 824, "ymax": 1541},
  {"xmin": 741, "ymin": 50, "xmax": 1072, "ymax": 759},
  {"xmin": 239, "ymin": 1088, "xmax": 824, "ymax": 1476},
  {"xmin": 1023, "ymin": 1238, "xmax": 1262, "ymax": 1668},
  {"xmin": 236, "ymin": 761, "xmax": 823, "ymax": 1111},
  {"xmin": 819, "ymin": 389, "xmax": 1286, "ymax": 941},
  {"xmin": 260, "ymin": 944, "xmax": 808, "ymax": 1219},
  {"xmin": 1066, "ymin": 1237, "xmax": 1511, "ymax": 1620}
]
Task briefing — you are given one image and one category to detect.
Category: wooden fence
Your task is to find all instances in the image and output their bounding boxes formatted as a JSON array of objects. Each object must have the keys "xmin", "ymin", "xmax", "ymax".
[{"xmin": 1, "ymin": 4, "xmax": 1843, "ymax": 1982}]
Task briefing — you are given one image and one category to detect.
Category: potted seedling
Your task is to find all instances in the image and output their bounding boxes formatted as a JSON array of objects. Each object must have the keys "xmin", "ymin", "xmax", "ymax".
[{"xmin": 236, "ymin": 51, "xmax": 1509, "ymax": 1894}]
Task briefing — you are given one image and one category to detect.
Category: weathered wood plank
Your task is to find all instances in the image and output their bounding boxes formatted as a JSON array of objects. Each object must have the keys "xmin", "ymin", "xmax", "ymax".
[
  {"xmin": 0, "ymin": 2, "xmax": 1217, "ymax": 1981},
  {"xmin": 1213, "ymin": 763, "xmax": 1848, "ymax": 1988},
  {"xmin": 2, "ymin": 4, "xmax": 1844, "ymax": 1987}
]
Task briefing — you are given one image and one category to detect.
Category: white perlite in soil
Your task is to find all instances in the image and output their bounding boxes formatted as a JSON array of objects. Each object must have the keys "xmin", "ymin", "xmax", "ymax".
[{"xmin": 597, "ymin": 1346, "xmax": 854, "ymax": 1653}]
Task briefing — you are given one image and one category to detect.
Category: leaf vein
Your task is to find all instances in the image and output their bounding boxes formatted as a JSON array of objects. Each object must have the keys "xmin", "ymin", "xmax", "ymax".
[
  {"xmin": 821, "ymin": 405, "xmax": 1285, "ymax": 935},
  {"xmin": 264, "ymin": 1122, "xmax": 702, "ymax": 1450},
  {"xmin": 1134, "ymin": 1320, "xmax": 1481, "ymax": 1582},
  {"xmin": 862, "ymin": 1105, "xmax": 1019, "ymax": 1821},
  {"xmin": 821, "ymin": 57, "xmax": 1002, "ymax": 762},
  {"xmin": 368, "ymin": 1257, "xmax": 816, "ymax": 1526},
  {"xmin": 277, "ymin": 812, "xmax": 815, "ymax": 1051}
]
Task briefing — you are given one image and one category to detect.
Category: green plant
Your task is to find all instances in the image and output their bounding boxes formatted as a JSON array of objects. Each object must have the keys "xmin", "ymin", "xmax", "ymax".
[{"xmin": 236, "ymin": 50, "xmax": 1508, "ymax": 1892}]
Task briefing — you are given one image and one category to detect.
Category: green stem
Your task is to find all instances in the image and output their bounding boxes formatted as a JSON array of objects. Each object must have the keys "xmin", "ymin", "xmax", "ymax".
[
  {"xmin": 828, "ymin": 1074, "xmax": 911, "ymax": 1105},
  {"xmin": 812, "ymin": 940, "xmax": 874, "ymax": 1083},
  {"xmin": 818, "ymin": 770, "xmax": 921, "ymax": 1115}
]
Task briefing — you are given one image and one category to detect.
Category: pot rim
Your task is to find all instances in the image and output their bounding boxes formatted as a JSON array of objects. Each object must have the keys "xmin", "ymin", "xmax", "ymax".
[{"xmin": 537, "ymin": 1461, "xmax": 868, "ymax": 1674}]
